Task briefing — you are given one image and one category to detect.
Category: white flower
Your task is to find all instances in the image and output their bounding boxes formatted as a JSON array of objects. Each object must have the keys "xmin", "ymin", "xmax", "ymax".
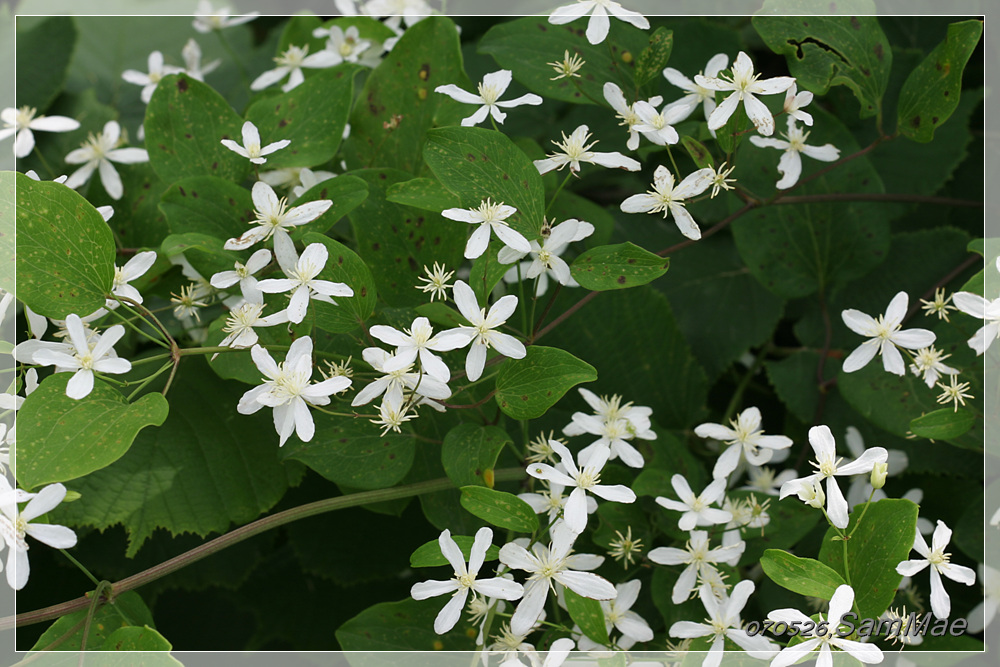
[
  {"xmin": 843, "ymin": 426, "xmax": 908, "ymax": 508},
  {"xmin": 181, "ymin": 39, "xmax": 221, "ymax": 81},
  {"xmin": 739, "ymin": 467, "xmax": 798, "ymax": 496},
  {"xmin": 620, "ymin": 165, "xmax": 714, "ymax": 240},
  {"xmin": 694, "ymin": 407, "xmax": 793, "ymax": 480},
  {"xmin": 768, "ymin": 585, "xmax": 884, "ymax": 667},
  {"xmin": 577, "ymin": 579, "xmax": 654, "ymax": 649},
  {"xmin": 64, "ymin": 120, "xmax": 149, "ymax": 200},
  {"xmin": 526, "ymin": 440, "xmax": 636, "ymax": 534},
  {"xmin": 499, "ymin": 521, "xmax": 617, "ymax": 636},
  {"xmin": 563, "ymin": 388, "xmax": 655, "ymax": 469},
  {"xmin": 210, "ymin": 248, "xmax": 272, "ymax": 304},
  {"xmin": 109, "ymin": 250, "xmax": 158, "ymax": 307},
  {"xmin": 224, "ymin": 181, "xmax": 333, "ymax": 251},
  {"xmin": 908, "ymin": 346, "xmax": 959, "ymax": 388},
  {"xmin": 518, "ymin": 473, "xmax": 598, "ymax": 524},
  {"xmin": 442, "ymin": 198, "xmax": 531, "ymax": 260},
  {"xmin": 631, "ymin": 99, "xmax": 687, "ymax": 146},
  {"xmin": 670, "ymin": 580, "xmax": 777, "ymax": 667},
  {"xmin": 919, "ymin": 287, "xmax": 958, "ymax": 322},
  {"xmin": 121, "ymin": 51, "xmax": 184, "ymax": 104},
  {"xmin": 314, "ymin": 25, "xmax": 372, "ymax": 64},
  {"xmin": 707, "ymin": 162, "xmax": 737, "ymax": 198},
  {"xmin": 291, "ymin": 167, "xmax": 336, "ymax": 200},
  {"xmin": 952, "ymin": 291, "xmax": 1000, "ymax": 355},
  {"xmin": 749, "ymin": 116, "xmax": 840, "ymax": 189},
  {"xmin": 656, "ymin": 475, "xmax": 732, "ymax": 532},
  {"xmin": 968, "ymin": 564, "xmax": 999, "ymax": 633},
  {"xmin": 778, "ymin": 425, "xmax": 888, "ymax": 529},
  {"xmin": 27, "ymin": 314, "xmax": 131, "ymax": 400},
  {"xmin": 434, "ymin": 70, "xmax": 543, "ymax": 127},
  {"xmin": 547, "ymin": 0, "xmax": 649, "ymax": 45},
  {"xmin": 649, "ymin": 530, "xmax": 744, "ymax": 604},
  {"xmin": 443, "ymin": 280, "xmax": 526, "ymax": 382},
  {"xmin": 782, "ymin": 82, "xmax": 814, "ymax": 126},
  {"xmin": 548, "ymin": 50, "xmax": 585, "ymax": 80},
  {"xmin": 841, "ymin": 291, "xmax": 936, "ymax": 375},
  {"xmin": 411, "ymin": 527, "xmax": 524, "ymax": 634},
  {"xmin": 237, "ymin": 337, "xmax": 351, "ymax": 446},
  {"xmin": 499, "ymin": 219, "xmax": 594, "ymax": 295},
  {"xmin": 661, "ymin": 53, "xmax": 730, "ymax": 126},
  {"xmin": 251, "ymin": 44, "xmax": 341, "ymax": 92},
  {"xmin": 533, "ymin": 125, "xmax": 640, "ymax": 175},
  {"xmin": 256, "ymin": 236, "xmax": 354, "ymax": 324},
  {"xmin": 896, "ymin": 520, "xmax": 975, "ymax": 620},
  {"xmin": 603, "ymin": 82, "xmax": 662, "ymax": 151},
  {"xmin": 695, "ymin": 51, "xmax": 795, "ymax": 136},
  {"xmin": 0, "ymin": 106, "xmax": 79, "ymax": 158},
  {"xmin": 351, "ymin": 346, "xmax": 452, "ymax": 407},
  {"xmin": 192, "ymin": 0, "xmax": 258, "ymax": 32},
  {"xmin": 0, "ymin": 478, "xmax": 78, "ymax": 590},
  {"xmin": 218, "ymin": 302, "xmax": 290, "ymax": 350},
  {"xmin": 416, "ymin": 262, "xmax": 454, "ymax": 302},
  {"xmin": 221, "ymin": 121, "xmax": 291, "ymax": 165},
  {"xmin": 369, "ymin": 316, "xmax": 467, "ymax": 383},
  {"xmin": 370, "ymin": 389, "xmax": 415, "ymax": 435}
]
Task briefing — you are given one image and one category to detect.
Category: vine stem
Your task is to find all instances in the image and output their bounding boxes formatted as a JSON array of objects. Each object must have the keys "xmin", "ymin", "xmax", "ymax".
[{"xmin": 4, "ymin": 468, "xmax": 528, "ymax": 631}]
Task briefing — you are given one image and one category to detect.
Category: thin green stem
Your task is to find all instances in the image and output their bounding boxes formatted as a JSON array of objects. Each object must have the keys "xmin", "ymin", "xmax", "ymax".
[
  {"xmin": 722, "ymin": 342, "xmax": 770, "ymax": 423},
  {"xmin": 127, "ymin": 362, "xmax": 174, "ymax": 401},
  {"xmin": 106, "ymin": 301, "xmax": 171, "ymax": 349},
  {"xmin": 5, "ymin": 467, "xmax": 528, "ymax": 630},
  {"xmin": 60, "ymin": 550, "xmax": 100, "ymax": 587},
  {"xmin": 665, "ymin": 144, "xmax": 682, "ymax": 180},
  {"xmin": 546, "ymin": 172, "xmax": 573, "ymax": 214},
  {"xmin": 848, "ymin": 488, "xmax": 877, "ymax": 540},
  {"xmin": 79, "ymin": 580, "xmax": 112, "ymax": 655},
  {"xmin": 128, "ymin": 352, "xmax": 172, "ymax": 368}
]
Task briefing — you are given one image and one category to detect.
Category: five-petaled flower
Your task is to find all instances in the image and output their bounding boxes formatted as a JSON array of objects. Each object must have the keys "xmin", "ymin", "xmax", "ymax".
[
  {"xmin": 410, "ymin": 528, "xmax": 524, "ymax": 634},
  {"xmin": 442, "ymin": 198, "xmax": 531, "ymax": 260},
  {"xmin": 749, "ymin": 116, "xmax": 840, "ymax": 189},
  {"xmin": 224, "ymin": 181, "xmax": 333, "ymax": 251},
  {"xmin": 897, "ymin": 522, "xmax": 976, "ymax": 621},
  {"xmin": 435, "ymin": 70, "xmax": 543, "ymax": 127},
  {"xmin": 694, "ymin": 406, "xmax": 792, "ymax": 480},
  {"xmin": 533, "ymin": 125, "xmax": 640, "ymax": 175},
  {"xmin": 122, "ymin": 51, "xmax": 183, "ymax": 104},
  {"xmin": 443, "ymin": 281, "xmax": 526, "ymax": 381},
  {"xmin": 251, "ymin": 44, "xmax": 340, "ymax": 92},
  {"xmin": 256, "ymin": 235, "xmax": 354, "ymax": 324},
  {"xmin": 26, "ymin": 314, "xmax": 131, "ymax": 400},
  {"xmin": 0, "ymin": 477, "xmax": 77, "ymax": 590},
  {"xmin": 1, "ymin": 106, "xmax": 80, "ymax": 158}
]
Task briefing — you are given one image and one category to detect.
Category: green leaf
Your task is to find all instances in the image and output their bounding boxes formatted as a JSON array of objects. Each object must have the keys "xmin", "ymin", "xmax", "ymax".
[
  {"xmin": 565, "ymin": 589, "xmax": 610, "ymax": 645},
  {"xmin": 909, "ymin": 408, "xmax": 975, "ymax": 440},
  {"xmin": 347, "ymin": 168, "xmax": 466, "ymax": 307},
  {"xmin": 760, "ymin": 549, "xmax": 848, "ymax": 600},
  {"xmin": 819, "ymin": 498, "xmax": 919, "ymax": 620},
  {"xmin": 570, "ymin": 242, "xmax": 670, "ymax": 291},
  {"xmin": 544, "ymin": 286, "xmax": 708, "ymax": 429},
  {"xmin": 495, "ymin": 346, "xmax": 598, "ymax": 420},
  {"xmin": 281, "ymin": 416, "xmax": 415, "ymax": 491},
  {"xmin": 459, "ymin": 486, "xmax": 539, "ymax": 533},
  {"xmin": 145, "ymin": 73, "xmax": 250, "ymax": 184},
  {"xmin": 17, "ymin": 372, "xmax": 168, "ymax": 489},
  {"xmin": 386, "ymin": 177, "xmax": 464, "ymax": 211},
  {"xmin": 424, "ymin": 126, "xmax": 546, "ymax": 241},
  {"xmin": 479, "ymin": 16, "xmax": 649, "ymax": 105},
  {"xmin": 736, "ymin": 494, "xmax": 822, "ymax": 565},
  {"xmin": 731, "ymin": 109, "xmax": 891, "ymax": 299},
  {"xmin": 288, "ymin": 174, "xmax": 370, "ymax": 239},
  {"xmin": 301, "ymin": 232, "xmax": 377, "ymax": 333},
  {"xmin": 90, "ymin": 163, "xmax": 171, "ymax": 249},
  {"xmin": 336, "ymin": 598, "xmax": 472, "ymax": 650},
  {"xmin": 897, "ymin": 20, "xmax": 983, "ymax": 142},
  {"xmin": 415, "ymin": 302, "xmax": 467, "ymax": 329},
  {"xmin": 15, "ymin": 172, "xmax": 115, "ymax": 318},
  {"xmin": 16, "ymin": 16, "xmax": 77, "ymax": 111},
  {"xmin": 680, "ymin": 136, "xmax": 714, "ymax": 169},
  {"xmin": 55, "ymin": 360, "xmax": 292, "ymax": 556},
  {"xmin": 245, "ymin": 65, "xmax": 358, "ymax": 169},
  {"xmin": 31, "ymin": 591, "xmax": 155, "ymax": 651},
  {"xmin": 0, "ymin": 171, "xmax": 13, "ymax": 294},
  {"xmin": 635, "ymin": 27, "xmax": 674, "ymax": 87},
  {"xmin": 343, "ymin": 16, "xmax": 467, "ymax": 173},
  {"xmin": 753, "ymin": 15, "xmax": 892, "ymax": 118},
  {"xmin": 409, "ymin": 534, "xmax": 501, "ymax": 568},
  {"xmin": 657, "ymin": 234, "xmax": 783, "ymax": 380},
  {"xmin": 100, "ymin": 625, "xmax": 173, "ymax": 651},
  {"xmin": 159, "ymin": 175, "xmax": 255, "ymax": 242},
  {"xmin": 441, "ymin": 424, "xmax": 511, "ymax": 488}
]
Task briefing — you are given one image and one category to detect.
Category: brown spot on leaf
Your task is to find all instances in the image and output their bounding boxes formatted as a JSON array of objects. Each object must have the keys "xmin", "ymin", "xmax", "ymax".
[
  {"xmin": 617, "ymin": 276, "xmax": 627, "ymax": 284},
  {"xmin": 177, "ymin": 78, "xmax": 188, "ymax": 91}
]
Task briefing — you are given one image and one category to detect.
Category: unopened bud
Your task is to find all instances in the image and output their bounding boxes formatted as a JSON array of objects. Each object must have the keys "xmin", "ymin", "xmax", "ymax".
[
  {"xmin": 871, "ymin": 462, "xmax": 888, "ymax": 490},
  {"xmin": 63, "ymin": 490, "xmax": 83, "ymax": 503},
  {"xmin": 796, "ymin": 478, "xmax": 825, "ymax": 509}
]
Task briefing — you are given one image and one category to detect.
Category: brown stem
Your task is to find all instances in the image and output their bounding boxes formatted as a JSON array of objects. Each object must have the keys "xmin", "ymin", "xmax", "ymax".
[
  {"xmin": 439, "ymin": 390, "xmax": 497, "ymax": 409},
  {"xmin": 764, "ymin": 135, "xmax": 893, "ymax": 204},
  {"xmin": 533, "ymin": 290, "xmax": 601, "ymax": 343},
  {"xmin": 656, "ymin": 201, "xmax": 757, "ymax": 257},
  {"xmin": 4, "ymin": 467, "xmax": 528, "ymax": 631}
]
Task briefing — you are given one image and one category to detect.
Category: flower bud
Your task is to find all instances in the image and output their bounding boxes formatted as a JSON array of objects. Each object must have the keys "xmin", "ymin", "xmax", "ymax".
[{"xmin": 871, "ymin": 462, "xmax": 888, "ymax": 490}]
